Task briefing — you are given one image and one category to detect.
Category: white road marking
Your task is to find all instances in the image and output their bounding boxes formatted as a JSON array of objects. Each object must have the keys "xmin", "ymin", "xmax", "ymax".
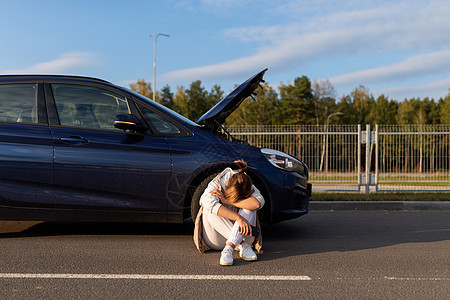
[
  {"xmin": 0, "ymin": 273, "xmax": 312, "ymax": 281},
  {"xmin": 384, "ymin": 276, "xmax": 449, "ymax": 281},
  {"xmin": 2, "ymin": 273, "xmax": 447, "ymax": 281}
]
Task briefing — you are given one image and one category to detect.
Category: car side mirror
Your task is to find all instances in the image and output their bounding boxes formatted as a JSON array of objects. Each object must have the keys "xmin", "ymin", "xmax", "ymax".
[{"xmin": 114, "ymin": 114, "xmax": 148, "ymax": 134}]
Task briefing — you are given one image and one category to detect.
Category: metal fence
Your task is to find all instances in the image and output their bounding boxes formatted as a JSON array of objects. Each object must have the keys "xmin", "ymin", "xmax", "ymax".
[{"xmin": 227, "ymin": 124, "xmax": 450, "ymax": 193}]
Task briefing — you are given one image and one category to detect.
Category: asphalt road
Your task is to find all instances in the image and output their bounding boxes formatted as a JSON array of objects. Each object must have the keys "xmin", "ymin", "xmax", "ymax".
[{"xmin": 0, "ymin": 212, "xmax": 448, "ymax": 299}]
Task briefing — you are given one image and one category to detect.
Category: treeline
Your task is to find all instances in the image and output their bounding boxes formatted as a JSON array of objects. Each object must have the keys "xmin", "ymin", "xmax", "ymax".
[{"xmin": 129, "ymin": 76, "xmax": 450, "ymax": 125}]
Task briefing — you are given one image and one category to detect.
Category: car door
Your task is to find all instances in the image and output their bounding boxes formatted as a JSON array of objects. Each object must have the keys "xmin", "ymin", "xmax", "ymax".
[
  {"xmin": 45, "ymin": 82, "xmax": 172, "ymax": 221},
  {"xmin": 0, "ymin": 82, "xmax": 54, "ymax": 218}
]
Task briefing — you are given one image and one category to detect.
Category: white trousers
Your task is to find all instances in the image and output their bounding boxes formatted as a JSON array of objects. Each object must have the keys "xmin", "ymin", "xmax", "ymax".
[{"xmin": 202, "ymin": 207, "xmax": 257, "ymax": 251}]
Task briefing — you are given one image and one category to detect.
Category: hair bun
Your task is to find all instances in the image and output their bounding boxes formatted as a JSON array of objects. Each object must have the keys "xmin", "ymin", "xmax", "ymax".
[{"xmin": 234, "ymin": 159, "xmax": 247, "ymax": 173}]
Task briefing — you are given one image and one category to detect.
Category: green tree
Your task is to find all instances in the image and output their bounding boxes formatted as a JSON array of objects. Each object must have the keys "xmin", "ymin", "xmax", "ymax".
[
  {"xmin": 226, "ymin": 83, "xmax": 279, "ymax": 126},
  {"xmin": 335, "ymin": 95, "xmax": 356, "ymax": 124},
  {"xmin": 129, "ymin": 79, "xmax": 153, "ymax": 100},
  {"xmin": 173, "ymin": 86, "xmax": 188, "ymax": 117},
  {"xmin": 350, "ymin": 85, "xmax": 373, "ymax": 125},
  {"xmin": 208, "ymin": 84, "xmax": 224, "ymax": 106},
  {"xmin": 439, "ymin": 91, "xmax": 450, "ymax": 123},
  {"xmin": 397, "ymin": 98, "xmax": 437, "ymax": 125},
  {"xmin": 279, "ymin": 76, "xmax": 315, "ymax": 125},
  {"xmin": 185, "ymin": 80, "xmax": 212, "ymax": 122},
  {"xmin": 396, "ymin": 99, "xmax": 416, "ymax": 124},
  {"xmin": 366, "ymin": 95, "xmax": 398, "ymax": 125},
  {"xmin": 312, "ymin": 79, "xmax": 337, "ymax": 125},
  {"xmin": 254, "ymin": 83, "xmax": 280, "ymax": 125},
  {"xmin": 159, "ymin": 85, "xmax": 174, "ymax": 109},
  {"xmin": 422, "ymin": 98, "xmax": 440, "ymax": 124}
]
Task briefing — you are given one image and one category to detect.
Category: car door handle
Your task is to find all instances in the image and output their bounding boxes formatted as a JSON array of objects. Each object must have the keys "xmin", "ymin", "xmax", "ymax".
[{"xmin": 59, "ymin": 136, "xmax": 90, "ymax": 144}]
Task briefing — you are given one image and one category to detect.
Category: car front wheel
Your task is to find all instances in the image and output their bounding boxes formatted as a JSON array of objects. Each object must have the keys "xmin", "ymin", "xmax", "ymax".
[{"xmin": 190, "ymin": 172, "xmax": 219, "ymax": 222}]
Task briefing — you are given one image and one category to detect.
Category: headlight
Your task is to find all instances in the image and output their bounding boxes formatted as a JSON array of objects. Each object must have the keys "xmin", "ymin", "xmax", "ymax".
[{"xmin": 261, "ymin": 148, "xmax": 307, "ymax": 175}]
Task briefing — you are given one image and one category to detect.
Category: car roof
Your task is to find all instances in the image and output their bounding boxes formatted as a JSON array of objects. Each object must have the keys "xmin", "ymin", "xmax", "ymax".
[{"xmin": 0, "ymin": 74, "xmax": 112, "ymax": 84}]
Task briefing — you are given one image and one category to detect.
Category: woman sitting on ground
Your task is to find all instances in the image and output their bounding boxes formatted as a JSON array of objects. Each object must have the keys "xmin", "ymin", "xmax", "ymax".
[{"xmin": 194, "ymin": 160, "xmax": 264, "ymax": 266}]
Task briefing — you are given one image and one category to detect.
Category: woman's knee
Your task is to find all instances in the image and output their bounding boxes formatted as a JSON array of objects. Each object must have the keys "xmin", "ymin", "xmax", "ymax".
[{"xmin": 238, "ymin": 209, "xmax": 257, "ymax": 223}]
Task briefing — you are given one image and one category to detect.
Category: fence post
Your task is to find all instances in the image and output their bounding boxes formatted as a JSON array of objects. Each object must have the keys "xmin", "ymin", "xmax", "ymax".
[
  {"xmin": 365, "ymin": 124, "xmax": 371, "ymax": 195},
  {"xmin": 375, "ymin": 124, "xmax": 379, "ymax": 192},
  {"xmin": 357, "ymin": 124, "xmax": 361, "ymax": 192}
]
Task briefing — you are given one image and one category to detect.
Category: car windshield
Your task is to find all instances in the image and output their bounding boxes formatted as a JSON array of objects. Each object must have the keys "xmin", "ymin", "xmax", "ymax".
[{"xmin": 125, "ymin": 88, "xmax": 200, "ymax": 127}]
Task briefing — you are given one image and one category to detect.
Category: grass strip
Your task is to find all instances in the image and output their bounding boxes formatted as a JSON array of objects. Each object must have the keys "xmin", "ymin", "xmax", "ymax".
[{"xmin": 311, "ymin": 192, "xmax": 450, "ymax": 202}]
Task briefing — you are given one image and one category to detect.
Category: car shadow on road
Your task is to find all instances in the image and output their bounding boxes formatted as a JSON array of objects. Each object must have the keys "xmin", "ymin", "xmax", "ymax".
[
  {"xmin": 1, "ymin": 212, "xmax": 449, "ymax": 262},
  {"xmin": 0, "ymin": 221, "xmax": 195, "ymax": 238},
  {"xmin": 257, "ymin": 211, "xmax": 450, "ymax": 262}
]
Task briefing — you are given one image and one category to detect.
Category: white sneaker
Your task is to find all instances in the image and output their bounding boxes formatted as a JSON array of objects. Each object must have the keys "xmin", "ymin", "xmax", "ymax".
[
  {"xmin": 238, "ymin": 243, "xmax": 258, "ymax": 261},
  {"xmin": 220, "ymin": 247, "xmax": 234, "ymax": 266}
]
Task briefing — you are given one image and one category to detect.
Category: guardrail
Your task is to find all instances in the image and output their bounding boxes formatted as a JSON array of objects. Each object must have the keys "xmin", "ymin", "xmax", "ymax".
[{"xmin": 227, "ymin": 124, "xmax": 450, "ymax": 194}]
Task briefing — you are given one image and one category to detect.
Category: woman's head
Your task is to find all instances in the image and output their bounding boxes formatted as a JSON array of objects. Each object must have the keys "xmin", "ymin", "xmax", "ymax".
[{"xmin": 225, "ymin": 160, "xmax": 253, "ymax": 203}]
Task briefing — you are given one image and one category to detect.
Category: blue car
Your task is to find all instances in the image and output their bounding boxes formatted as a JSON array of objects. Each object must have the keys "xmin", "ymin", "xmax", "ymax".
[{"xmin": 0, "ymin": 69, "xmax": 310, "ymax": 224}]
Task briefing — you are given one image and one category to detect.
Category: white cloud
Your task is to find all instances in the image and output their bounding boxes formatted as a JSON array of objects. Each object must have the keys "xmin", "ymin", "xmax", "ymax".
[
  {"xmin": 160, "ymin": 0, "xmax": 450, "ymax": 84},
  {"xmin": 373, "ymin": 78, "xmax": 450, "ymax": 100},
  {"xmin": 160, "ymin": 50, "xmax": 281, "ymax": 83},
  {"xmin": 271, "ymin": 0, "xmax": 390, "ymax": 17},
  {"xmin": 329, "ymin": 50, "xmax": 450, "ymax": 86},
  {"xmin": 2, "ymin": 52, "xmax": 101, "ymax": 74}
]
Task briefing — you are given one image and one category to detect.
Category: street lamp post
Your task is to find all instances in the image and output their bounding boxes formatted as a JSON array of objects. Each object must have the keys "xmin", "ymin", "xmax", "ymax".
[{"xmin": 148, "ymin": 33, "xmax": 170, "ymax": 102}]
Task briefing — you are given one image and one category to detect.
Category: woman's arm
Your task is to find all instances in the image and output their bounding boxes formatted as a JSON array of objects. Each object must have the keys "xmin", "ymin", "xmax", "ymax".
[
  {"xmin": 210, "ymin": 189, "xmax": 261, "ymax": 210},
  {"xmin": 200, "ymin": 180, "xmax": 223, "ymax": 214},
  {"xmin": 216, "ymin": 205, "xmax": 252, "ymax": 236},
  {"xmin": 230, "ymin": 196, "xmax": 261, "ymax": 210}
]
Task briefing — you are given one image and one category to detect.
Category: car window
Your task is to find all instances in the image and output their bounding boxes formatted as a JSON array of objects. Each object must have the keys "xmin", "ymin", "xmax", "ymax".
[
  {"xmin": 0, "ymin": 84, "xmax": 38, "ymax": 124},
  {"xmin": 139, "ymin": 105, "xmax": 181, "ymax": 135},
  {"xmin": 126, "ymin": 88, "xmax": 199, "ymax": 127},
  {"xmin": 52, "ymin": 84, "xmax": 130, "ymax": 131}
]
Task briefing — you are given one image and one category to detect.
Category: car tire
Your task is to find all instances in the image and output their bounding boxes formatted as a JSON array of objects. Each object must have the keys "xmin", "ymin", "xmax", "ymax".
[{"xmin": 190, "ymin": 172, "xmax": 219, "ymax": 221}]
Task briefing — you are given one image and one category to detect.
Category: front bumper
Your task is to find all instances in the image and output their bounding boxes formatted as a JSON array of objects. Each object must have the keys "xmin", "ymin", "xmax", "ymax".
[
  {"xmin": 267, "ymin": 166, "xmax": 311, "ymax": 223},
  {"xmin": 275, "ymin": 182, "xmax": 311, "ymax": 219}
]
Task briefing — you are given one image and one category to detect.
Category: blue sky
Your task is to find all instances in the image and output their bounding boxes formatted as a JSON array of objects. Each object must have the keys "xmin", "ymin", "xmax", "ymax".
[{"xmin": 1, "ymin": 0, "xmax": 449, "ymax": 101}]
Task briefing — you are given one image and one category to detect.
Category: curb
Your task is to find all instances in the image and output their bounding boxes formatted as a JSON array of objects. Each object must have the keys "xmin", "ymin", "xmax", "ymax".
[{"xmin": 309, "ymin": 201, "xmax": 450, "ymax": 212}]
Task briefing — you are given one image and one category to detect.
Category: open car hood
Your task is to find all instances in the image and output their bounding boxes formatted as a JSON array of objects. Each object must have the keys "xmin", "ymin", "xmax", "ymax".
[{"xmin": 197, "ymin": 68, "xmax": 267, "ymax": 129}]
